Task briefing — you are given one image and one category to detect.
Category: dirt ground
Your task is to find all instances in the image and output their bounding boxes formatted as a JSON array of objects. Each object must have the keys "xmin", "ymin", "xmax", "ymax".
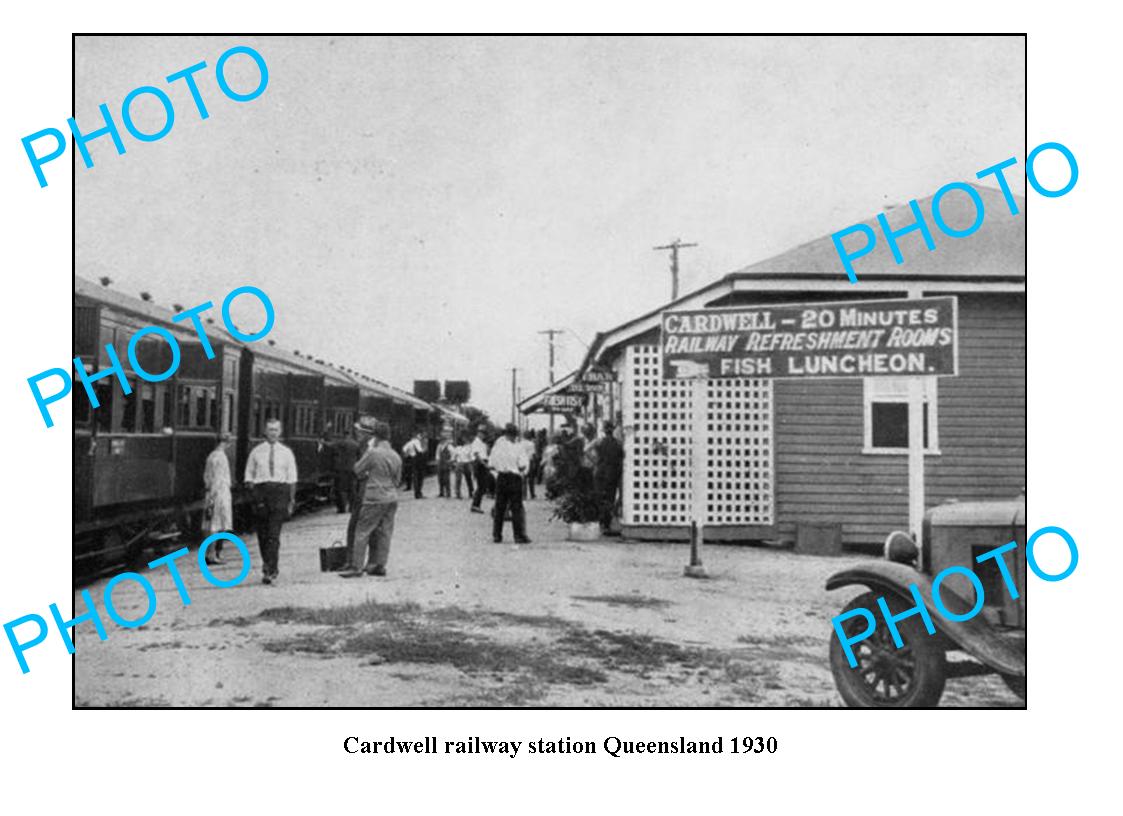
[{"xmin": 74, "ymin": 487, "xmax": 1021, "ymax": 708}]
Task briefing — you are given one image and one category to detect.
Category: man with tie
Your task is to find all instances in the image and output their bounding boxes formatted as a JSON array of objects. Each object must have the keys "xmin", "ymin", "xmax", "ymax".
[{"xmin": 244, "ymin": 418, "xmax": 298, "ymax": 584}]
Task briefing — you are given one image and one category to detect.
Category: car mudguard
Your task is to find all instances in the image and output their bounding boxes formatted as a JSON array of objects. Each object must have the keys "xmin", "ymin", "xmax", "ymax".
[{"xmin": 826, "ymin": 562, "xmax": 1025, "ymax": 677}]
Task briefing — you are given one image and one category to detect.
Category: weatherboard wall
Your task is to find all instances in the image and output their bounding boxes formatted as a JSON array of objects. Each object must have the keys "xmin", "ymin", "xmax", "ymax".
[{"xmin": 772, "ymin": 292, "xmax": 1025, "ymax": 549}]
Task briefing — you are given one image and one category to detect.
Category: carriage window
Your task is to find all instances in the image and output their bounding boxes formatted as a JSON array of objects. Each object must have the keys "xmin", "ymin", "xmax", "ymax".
[
  {"xmin": 139, "ymin": 383, "xmax": 156, "ymax": 433},
  {"xmin": 160, "ymin": 385, "xmax": 173, "ymax": 430},
  {"xmin": 178, "ymin": 385, "xmax": 192, "ymax": 427},
  {"xmin": 863, "ymin": 378, "xmax": 938, "ymax": 453},
  {"xmin": 74, "ymin": 387, "xmax": 91, "ymax": 425},
  {"xmin": 94, "ymin": 380, "xmax": 113, "ymax": 433},
  {"xmin": 195, "ymin": 387, "xmax": 208, "ymax": 428},
  {"xmin": 208, "ymin": 389, "xmax": 219, "ymax": 429},
  {"xmin": 224, "ymin": 393, "xmax": 235, "ymax": 433},
  {"xmin": 119, "ymin": 380, "xmax": 138, "ymax": 433},
  {"xmin": 253, "ymin": 398, "xmax": 262, "ymax": 436}
]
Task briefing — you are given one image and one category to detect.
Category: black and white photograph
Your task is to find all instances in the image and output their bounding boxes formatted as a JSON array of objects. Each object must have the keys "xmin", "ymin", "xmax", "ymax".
[{"xmin": 68, "ymin": 34, "xmax": 1029, "ymax": 709}]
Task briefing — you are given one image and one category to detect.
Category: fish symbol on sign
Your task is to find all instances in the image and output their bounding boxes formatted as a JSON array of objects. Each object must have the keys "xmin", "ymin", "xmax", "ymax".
[{"xmin": 668, "ymin": 359, "xmax": 711, "ymax": 378}]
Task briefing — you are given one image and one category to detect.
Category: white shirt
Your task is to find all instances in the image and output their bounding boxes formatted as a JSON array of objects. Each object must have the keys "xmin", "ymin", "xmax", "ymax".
[
  {"xmin": 452, "ymin": 444, "xmax": 474, "ymax": 464},
  {"xmin": 489, "ymin": 436, "xmax": 529, "ymax": 474},
  {"xmin": 245, "ymin": 441, "xmax": 298, "ymax": 484},
  {"xmin": 520, "ymin": 438, "xmax": 536, "ymax": 460},
  {"xmin": 469, "ymin": 437, "xmax": 490, "ymax": 464},
  {"xmin": 403, "ymin": 437, "xmax": 425, "ymax": 458}
]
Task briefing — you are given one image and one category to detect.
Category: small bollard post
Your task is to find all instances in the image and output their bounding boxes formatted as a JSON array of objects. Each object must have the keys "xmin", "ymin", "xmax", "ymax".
[{"xmin": 684, "ymin": 521, "xmax": 708, "ymax": 578}]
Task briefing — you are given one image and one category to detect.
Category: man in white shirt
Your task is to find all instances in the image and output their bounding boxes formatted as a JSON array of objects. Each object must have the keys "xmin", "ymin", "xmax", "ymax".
[
  {"xmin": 452, "ymin": 434, "xmax": 475, "ymax": 499},
  {"xmin": 488, "ymin": 423, "xmax": 531, "ymax": 543},
  {"xmin": 402, "ymin": 432, "xmax": 427, "ymax": 499},
  {"xmin": 244, "ymin": 418, "xmax": 298, "ymax": 584}
]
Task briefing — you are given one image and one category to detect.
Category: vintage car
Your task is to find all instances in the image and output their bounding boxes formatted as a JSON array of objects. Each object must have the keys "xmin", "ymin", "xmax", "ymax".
[{"xmin": 826, "ymin": 496, "xmax": 1026, "ymax": 707}]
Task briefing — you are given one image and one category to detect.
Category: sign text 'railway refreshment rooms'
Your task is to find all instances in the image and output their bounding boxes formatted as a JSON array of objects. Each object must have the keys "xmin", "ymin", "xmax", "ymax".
[{"xmin": 661, "ymin": 296, "xmax": 957, "ymax": 380}]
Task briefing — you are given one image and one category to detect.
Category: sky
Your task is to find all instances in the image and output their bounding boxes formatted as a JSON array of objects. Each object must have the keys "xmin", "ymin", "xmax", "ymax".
[{"xmin": 75, "ymin": 35, "xmax": 1025, "ymax": 420}]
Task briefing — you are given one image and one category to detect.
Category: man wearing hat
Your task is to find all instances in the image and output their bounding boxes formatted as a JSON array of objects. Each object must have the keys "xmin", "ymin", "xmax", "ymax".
[
  {"xmin": 487, "ymin": 423, "xmax": 531, "ymax": 544},
  {"xmin": 341, "ymin": 418, "xmax": 402, "ymax": 577},
  {"xmin": 332, "ymin": 425, "xmax": 362, "ymax": 513},
  {"xmin": 341, "ymin": 419, "xmax": 374, "ymax": 565},
  {"xmin": 594, "ymin": 421, "xmax": 624, "ymax": 533}
]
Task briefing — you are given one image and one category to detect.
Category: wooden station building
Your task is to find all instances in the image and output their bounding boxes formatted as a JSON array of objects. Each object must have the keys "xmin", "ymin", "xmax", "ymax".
[{"xmin": 530, "ymin": 184, "xmax": 1025, "ymax": 550}]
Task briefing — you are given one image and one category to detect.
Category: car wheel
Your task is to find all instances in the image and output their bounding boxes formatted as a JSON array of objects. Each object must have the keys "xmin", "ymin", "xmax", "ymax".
[{"xmin": 830, "ymin": 590, "xmax": 947, "ymax": 708}]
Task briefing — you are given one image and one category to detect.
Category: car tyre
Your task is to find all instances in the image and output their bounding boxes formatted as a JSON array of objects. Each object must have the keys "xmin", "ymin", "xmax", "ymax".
[
  {"xmin": 1001, "ymin": 673, "xmax": 1026, "ymax": 702},
  {"xmin": 830, "ymin": 590, "xmax": 947, "ymax": 708}
]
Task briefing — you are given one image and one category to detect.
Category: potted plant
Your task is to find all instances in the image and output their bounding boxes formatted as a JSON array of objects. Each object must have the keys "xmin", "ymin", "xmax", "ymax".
[{"xmin": 545, "ymin": 434, "xmax": 602, "ymax": 541}]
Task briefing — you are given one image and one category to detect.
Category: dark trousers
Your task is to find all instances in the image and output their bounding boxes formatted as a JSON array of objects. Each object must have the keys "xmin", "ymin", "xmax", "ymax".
[
  {"xmin": 437, "ymin": 466, "xmax": 451, "ymax": 497},
  {"xmin": 334, "ymin": 472, "xmax": 355, "ymax": 512},
  {"xmin": 410, "ymin": 458, "xmax": 424, "ymax": 498},
  {"xmin": 493, "ymin": 473, "xmax": 527, "ymax": 541},
  {"xmin": 455, "ymin": 463, "xmax": 474, "ymax": 498},
  {"xmin": 524, "ymin": 459, "xmax": 539, "ymax": 499},
  {"xmin": 253, "ymin": 482, "xmax": 290, "ymax": 576},
  {"xmin": 471, "ymin": 462, "xmax": 491, "ymax": 508},
  {"xmin": 595, "ymin": 472, "xmax": 622, "ymax": 530}
]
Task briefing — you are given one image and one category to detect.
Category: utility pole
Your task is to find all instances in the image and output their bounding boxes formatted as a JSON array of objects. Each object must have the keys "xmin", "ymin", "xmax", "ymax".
[
  {"xmin": 653, "ymin": 238, "xmax": 698, "ymax": 301},
  {"xmin": 539, "ymin": 328, "xmax": 562, "ymax": 433},
  {"xmin": 510, "ymin": 367, "xmax": 519, "ymax": 426}
]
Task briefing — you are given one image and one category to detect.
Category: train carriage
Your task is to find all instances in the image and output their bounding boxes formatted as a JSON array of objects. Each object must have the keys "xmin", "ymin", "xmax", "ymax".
[
  {"xmin": 74, "ymin": 277, "xmax": 244, "ymax": 571},
  {"xmin": 74, "ymin": 276, "xmax": 446, "ymax": 577}
]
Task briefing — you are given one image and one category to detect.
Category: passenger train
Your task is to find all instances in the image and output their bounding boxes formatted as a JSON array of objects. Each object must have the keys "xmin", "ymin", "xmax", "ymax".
[{"xmin": 74, "ymin": 276, "xmax": 458, "ymax": 575}]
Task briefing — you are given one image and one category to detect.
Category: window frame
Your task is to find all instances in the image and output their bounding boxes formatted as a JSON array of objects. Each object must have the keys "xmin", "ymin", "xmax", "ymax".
[{"xmin": 862, "ymin": 376, "xmax": 940, "ymax": 455}]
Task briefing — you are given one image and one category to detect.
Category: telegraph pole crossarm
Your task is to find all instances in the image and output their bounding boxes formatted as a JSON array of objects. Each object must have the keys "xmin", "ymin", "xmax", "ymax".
[{"xmin": 653, "ymin": 238, "xmax": 699, "ymax": 301}]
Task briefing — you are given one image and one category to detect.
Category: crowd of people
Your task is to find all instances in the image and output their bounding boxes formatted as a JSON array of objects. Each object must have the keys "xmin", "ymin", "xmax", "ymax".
[{"xmin": 198, "ymin": 417, "xmax": 626, "ymax": 585}]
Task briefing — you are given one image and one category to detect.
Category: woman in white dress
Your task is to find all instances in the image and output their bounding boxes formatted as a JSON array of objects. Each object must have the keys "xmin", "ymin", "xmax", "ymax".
[{"xmin": 203, "ymin": 433, "xmax": 234, "ymax": 565}]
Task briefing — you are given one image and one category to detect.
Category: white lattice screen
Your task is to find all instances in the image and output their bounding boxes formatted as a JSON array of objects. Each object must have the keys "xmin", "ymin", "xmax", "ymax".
[
  {"xmin": 622, "ymin": 345, "xmax": 774, "ymax": 527},
  {"xmin": 705, "ymin": 379, "xmax": 774, "ymax": 524}
]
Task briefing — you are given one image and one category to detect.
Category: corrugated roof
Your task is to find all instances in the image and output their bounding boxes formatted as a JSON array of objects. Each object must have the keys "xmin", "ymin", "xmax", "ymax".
[
  {"xmin": 730, "ymin": 183, "xmax": 1025, "ymax": 281},
  {"xmin": 75, "ymin": 275, "xmax": 242, "ymax": 346},
  {"xmin": 577, "ymin": 183, "xmax": 1026, "ymax": 373}
]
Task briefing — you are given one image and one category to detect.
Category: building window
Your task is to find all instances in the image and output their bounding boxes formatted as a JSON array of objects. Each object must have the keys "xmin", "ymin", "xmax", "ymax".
[{"xmin": 863, "ymin": 377, "xmax": 938, "ymax": 454}]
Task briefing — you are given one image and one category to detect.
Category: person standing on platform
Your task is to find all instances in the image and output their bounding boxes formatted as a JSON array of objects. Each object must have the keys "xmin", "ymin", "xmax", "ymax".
[
  {"xmin": 402, "ymin": 431, "xmax": 427, "ymax": 499},
  {"xmin": 453, "ymin": 433, "xmax": 475, "ymax": 499},
  {"xmin": 332, "ymin": 427, "xmax": 361, "ymax": 513},
  {"xmin": 342, "ymin": 420, "xmax": 375, "ymax": 566},
  {"xmin": 469, "ymin": 427, "xmax": 491, "ymax": 514},
  {"xmin": 435, "ymin": 431, "xmax": 454, "ymax": 498},
  {"xmin": 488, "ymin": 423, "xmax": 531, "ymax": 543},
  {"xmin": 594, "ymin": 421, "xmax": 625, "ymax": 534},
  {"xmin": 202, "ymin": 433, "xmax": 234, "ymax": 566},
  {"xmin": 340, "ymin": 420, "xmax": 402, "ymax": 578},
  {"xmin": 521, "ymin": 429, "xmax": 539, "ymax": 500},
  {"xmin": 244, "ymin": 419, "xmax": 297, "ymax": 584}
]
